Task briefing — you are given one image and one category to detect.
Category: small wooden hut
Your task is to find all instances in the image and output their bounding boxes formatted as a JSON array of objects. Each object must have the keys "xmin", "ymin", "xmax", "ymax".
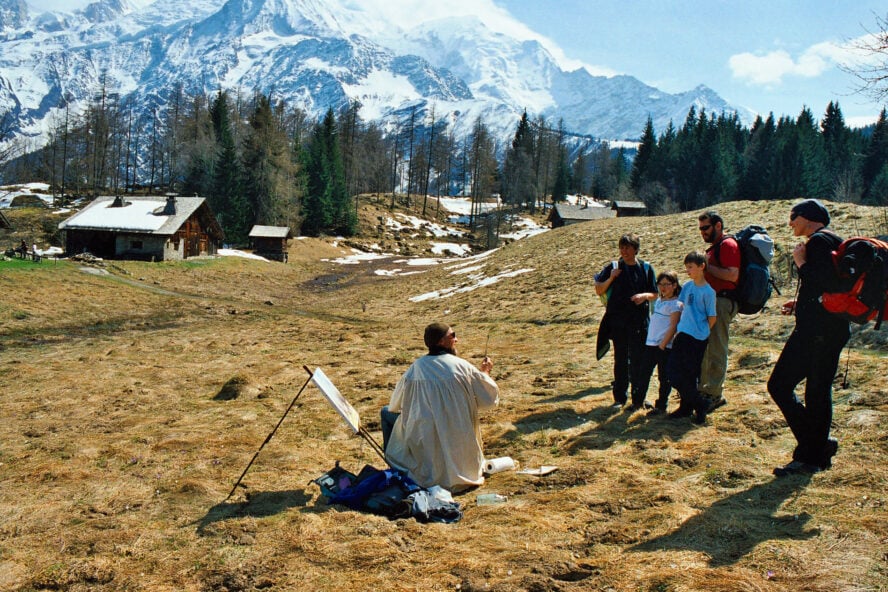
[{"xmin": 249, "ymin": 225, "xmax": 292, "ymax": 262}]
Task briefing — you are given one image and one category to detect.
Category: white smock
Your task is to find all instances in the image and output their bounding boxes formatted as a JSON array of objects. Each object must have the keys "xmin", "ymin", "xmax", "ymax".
[{"xmin": 385, "ymin": 353, "xmax": 499, "ymax": 491}]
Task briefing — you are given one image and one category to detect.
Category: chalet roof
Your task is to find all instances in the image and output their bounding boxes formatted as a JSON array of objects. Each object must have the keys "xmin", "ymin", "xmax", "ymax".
[
  {"xmin": 611, "ymin": 200, "xmax": 647, "ymax": 210},
  {"xmin": 249, "ymin": 225, "xmax": 292, "ymax": 239},
  {"xmin": 58, "ymin": 196, "xmax": 214, "ymax": 236},
  {"xmin": 0, "ymin": 210, "xmax": 10, "ymax": 229},
  {"xmin": 551, "ymin": 203, "xmax": 615, "ymax": 221}
]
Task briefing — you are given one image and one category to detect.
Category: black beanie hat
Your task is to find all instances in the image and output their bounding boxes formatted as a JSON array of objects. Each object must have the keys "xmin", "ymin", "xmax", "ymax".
[
  {"xmin": 424, "ymin": 322, "xmax": 451, "ymax": 351},
  {"xmin": 791, "ymin": 199, "xmax": 830, "ymax": 226}
]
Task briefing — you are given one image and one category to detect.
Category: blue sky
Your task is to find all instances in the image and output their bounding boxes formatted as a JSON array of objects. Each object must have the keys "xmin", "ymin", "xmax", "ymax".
[
  {"xmin": 26, "ymin": 0, "xmax": 887, "ymax": 127},
  {"xmin": 498, "ymin": 0, "xmax": 886, "ymax": 127}
]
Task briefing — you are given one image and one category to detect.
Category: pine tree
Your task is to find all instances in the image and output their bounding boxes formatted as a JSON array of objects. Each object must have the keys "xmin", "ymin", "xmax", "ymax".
[
  {"xmin": 181, "ymin": 93, "xmax": 215, "ymax": 199},
  {"xmin": 209, "ymin": 90, "xmax": 249, "ymax": 244},
  {"xmin": 502, "ymin": 110, "xmax": 537, "ymax": 208},
  {"xmin": 821, "ymin": 101, "xmax": 858, "ymax": 200},
  {"xmin": 630, "ymin": 116, "xmax": 656, "ymax": 190},
  {"xmin": 863, "ymin": 108, "xmax": 888, "ymax": 204},
  {"xmin": 796, "ymin": 107, "xmax": 830, "ymax": 199},
  {"xmin": 301, "ymin": 109, "xmax": 355, "ymax": 236},
  {"xmin": 739, "ymin": 114, "xmax": 776, "ymax": 200},
  {"xmin": 551, "ymin": 144, "xmax": 569, "ymax": 202}
]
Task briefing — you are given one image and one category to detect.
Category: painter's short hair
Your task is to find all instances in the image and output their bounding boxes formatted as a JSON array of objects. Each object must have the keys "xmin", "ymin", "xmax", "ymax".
[{"xmin": 684, "ymin": 251, "xmax": 707, "ymax": 266}]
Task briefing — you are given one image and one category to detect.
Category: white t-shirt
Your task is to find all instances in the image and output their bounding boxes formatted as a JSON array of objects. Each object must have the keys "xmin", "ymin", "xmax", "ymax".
[{"xmin": 645, "ymin": 297, "xmax": 683, "ymax": 348}]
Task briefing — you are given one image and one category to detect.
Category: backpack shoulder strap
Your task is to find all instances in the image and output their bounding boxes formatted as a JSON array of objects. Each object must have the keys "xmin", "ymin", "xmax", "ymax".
[
  {"xmin": 639, "ymin": 259, "xmax": 654, "ymax": 286},
  {"xmin": 711, "ymin": 235, "xmax": 732, "ymax": 266}
]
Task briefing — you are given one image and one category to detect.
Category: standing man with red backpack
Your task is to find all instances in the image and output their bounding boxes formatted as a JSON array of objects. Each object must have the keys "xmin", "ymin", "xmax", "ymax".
[
  {"xmin": 697, "ymin": 211, "xmax": 740, "ymax": 412},
  {"xmin": 768, "ymin": 199, "xmax": 848, "ymax": 476}
]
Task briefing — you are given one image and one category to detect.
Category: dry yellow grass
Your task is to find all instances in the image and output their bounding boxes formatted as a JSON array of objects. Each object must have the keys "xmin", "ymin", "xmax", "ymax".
[{"xmin": 0, "ymin": 199, "xmax": 885, "ymax": 591}]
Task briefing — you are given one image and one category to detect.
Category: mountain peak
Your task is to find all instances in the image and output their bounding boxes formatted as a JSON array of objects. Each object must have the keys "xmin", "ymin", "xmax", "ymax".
[
  {"xmin": 0, "ymin": 0, "xmax": 750, "ymax": 152},
  {"xmin": 0, "ymin": 0, "xmax": 28, "ymax": 31}
]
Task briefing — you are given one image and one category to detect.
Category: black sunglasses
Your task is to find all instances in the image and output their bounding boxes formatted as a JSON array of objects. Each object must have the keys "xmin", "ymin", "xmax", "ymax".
[
  {"xmin": 790, "ymin": 212, "xmax": 799, "ymax": 221},
  {"xmin": 446, "ymin": 331, "xmax": 456, "ymax": 339},
  {"xmin": 698, "ymin": 224, "xmax": 712, "ymax": 232}
]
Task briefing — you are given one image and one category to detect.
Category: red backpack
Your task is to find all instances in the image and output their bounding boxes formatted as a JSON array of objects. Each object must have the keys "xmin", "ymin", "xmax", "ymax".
[{"xmin": 820, "ymin": 236, "xmax": 888, "ymax": 329}]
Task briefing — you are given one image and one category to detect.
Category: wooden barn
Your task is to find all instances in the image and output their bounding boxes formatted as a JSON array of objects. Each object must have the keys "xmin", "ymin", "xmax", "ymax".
[
  {"xmin": 611, "ymin": 200, "xmax": 648, "ymax": 217},
  {"xmin": 58, "ymin": 195, "xmax": 224, "ymax": 261},
  {"xmin": 248, "ymin": 225, "xmax": 291, "ymax": 262},
  {"xmin": 548, "ymin": 202, "xmax": 615, "ymax": 228}
]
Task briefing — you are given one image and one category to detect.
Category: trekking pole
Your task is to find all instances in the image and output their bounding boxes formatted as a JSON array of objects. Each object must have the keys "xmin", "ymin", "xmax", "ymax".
[{"xmin": 224, "ymin": 366, "xmax": 315, "ymax": 501}]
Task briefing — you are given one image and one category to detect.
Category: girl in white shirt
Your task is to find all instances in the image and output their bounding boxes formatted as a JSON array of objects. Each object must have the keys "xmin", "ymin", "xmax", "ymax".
[{"xmin": 634, "ymin": 271, "xmax": 683, "ymax": 413}]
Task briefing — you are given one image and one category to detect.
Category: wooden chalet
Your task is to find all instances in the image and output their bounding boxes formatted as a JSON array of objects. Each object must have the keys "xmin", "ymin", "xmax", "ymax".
[
  {"xmin": 249, "ymin": 225, "xmax": 292, "ymax": 262},
  {"xmin": 0, "ymin": 210, "xmax": 10, "ymax": 230},
  {"xmin": 58, "ymin": 195, "xmax": 224, "ymax": 261},
  {"xmin": 611, "ymin": 200, "xmax": 648, "ymax": 217},
  {"xmin": 548, "ymin": 202, "xmax": 615, "ymax": 228}
]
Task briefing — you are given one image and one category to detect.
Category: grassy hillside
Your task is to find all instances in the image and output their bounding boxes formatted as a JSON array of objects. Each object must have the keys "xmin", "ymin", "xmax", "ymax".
[{"xmin": 0, "ymin": 199, "xmax": 885, "ymax": 591}]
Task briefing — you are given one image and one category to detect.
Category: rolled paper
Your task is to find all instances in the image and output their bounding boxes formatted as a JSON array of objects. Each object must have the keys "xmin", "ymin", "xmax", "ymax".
[{"xmin": 483, "ymin": 456, "xmax": 516, "ymax": 475}]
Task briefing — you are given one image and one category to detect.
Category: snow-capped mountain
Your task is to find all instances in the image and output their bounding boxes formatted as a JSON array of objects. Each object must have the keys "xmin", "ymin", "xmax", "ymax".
[{"xmin": 0, "ymin": 0, "xmax": 751, "ymax": 155}]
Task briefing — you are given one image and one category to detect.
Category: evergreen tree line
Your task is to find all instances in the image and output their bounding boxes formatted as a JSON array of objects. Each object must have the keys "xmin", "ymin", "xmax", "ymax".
[
  {"xmin": 3, "ymin": 78, "xmax": 887, "ymax": 246},
  {"xmin": 4, "ymin": 82, "xmax": 533, "ymax": 244},
  {"xmin": 626, "ymin": 103, "xmax": 888, "ymax": 214}
]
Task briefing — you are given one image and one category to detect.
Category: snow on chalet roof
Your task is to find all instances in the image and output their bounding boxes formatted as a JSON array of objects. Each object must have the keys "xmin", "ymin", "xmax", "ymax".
[
  {"xmin": 249, "ymin": 225, "xmax": 291, "ymax": 239},
  {"xmin": 58, "ymin": 196, "xmax": 207, "ymax": 234}
]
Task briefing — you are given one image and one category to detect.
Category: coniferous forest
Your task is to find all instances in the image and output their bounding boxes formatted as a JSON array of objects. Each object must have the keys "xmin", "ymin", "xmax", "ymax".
[{"xmin": 2, "ymin": 81, "xmax": 887, "ymax": 245}]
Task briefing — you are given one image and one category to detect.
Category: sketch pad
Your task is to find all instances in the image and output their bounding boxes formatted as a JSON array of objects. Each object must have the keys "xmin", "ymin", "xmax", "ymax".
[
  {"xmin": 516, "ymin": 466, "xmax": 558, "ymax": 476},
  {"xmin": 310, "ymin": 367, "xmax": 360, "ymax": 434}
]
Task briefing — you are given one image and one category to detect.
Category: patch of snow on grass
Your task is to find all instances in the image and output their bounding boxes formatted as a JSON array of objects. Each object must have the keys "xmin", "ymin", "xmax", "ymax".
[
  {"xmin": 323, "ymin": 249, "xmax": 391, "ymax": 265},
  {"xmin": 431, "ymin": 242, "xmax": 472, "ymax": 256},
  {"xmin": 386, "ymin": 213, "xmax": 466, "ymax": 238},
  {"xmin": 409, "ymin": 267, "xmax": 535, "ymax": 302},
  {"xmin": 219, "ymin": 249, "xmax": 268, "ymax": 261}
]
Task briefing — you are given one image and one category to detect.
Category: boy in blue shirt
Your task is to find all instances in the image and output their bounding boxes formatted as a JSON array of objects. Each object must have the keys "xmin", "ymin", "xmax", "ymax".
[{"xmin": 666, "ymin": 251, "xmax": 717, "ymax": 424}]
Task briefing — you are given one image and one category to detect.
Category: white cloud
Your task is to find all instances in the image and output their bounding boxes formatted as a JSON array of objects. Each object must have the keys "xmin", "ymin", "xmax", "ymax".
[
  {"xmin": 728, "ymin": 35, "xmax": 882, "ymax": 88},
  {"xmin": 730, "ymin": 46, "xmax": 829, "ymax": 86}
]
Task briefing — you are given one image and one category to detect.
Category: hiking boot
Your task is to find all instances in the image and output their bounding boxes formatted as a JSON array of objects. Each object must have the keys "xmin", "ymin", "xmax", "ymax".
[
  {"xmin": 693, "ymin": 400, "xmax": 708, "ymax": 425},
  {"xmin": 610, "ymin": 402, "xmax": 625, "ymax": 410},
  {"xmin": 647, "ymin": 407, "xmax": 665, "ymax": 416},
  {"xmin": 668, "ymin": 407, "xmax": 693, "ymax": 419},
  {"xmin": 773, "ymin": 460, "xmax": 822, "ymax": 477},
  {"xmin": 821, "ymin": 438, "xmax": 839, "ymax": 468},
  {"xmin": 826, "ymin": 438, "xmax": 839, "ymax": 458},
  {"xmin": 707, "ymin": 396, "xmax": 727, "ymax": 412}
]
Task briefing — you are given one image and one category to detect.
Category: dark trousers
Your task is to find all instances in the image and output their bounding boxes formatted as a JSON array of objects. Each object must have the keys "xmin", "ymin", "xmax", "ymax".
[
  {"xmin": 611, "ymin": 325, "xmax": 647, "ymax": 404},
  {"xmin": 635, "ymin": 345, "xmax": 674, "ymax": 408},
  {"xmin": 666, "ymin": 332, "xmax": 708, "ymax": 411},
  {"xmin": 380, "ymin": 406, "xmax": 400, "ymax": 452},
  {"xmin": 767, "ymin": 327, "xmax": 848, "ymax": 467}
]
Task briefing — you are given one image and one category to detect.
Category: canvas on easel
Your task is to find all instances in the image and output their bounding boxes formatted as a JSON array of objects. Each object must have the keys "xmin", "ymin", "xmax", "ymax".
[
  {"xmin": 309, "ymin": 367, "xmax": 386, "ymax": 463},
  {"xmin": 310, "ymin": 367, "xmax": 360, "ymax": 434}
]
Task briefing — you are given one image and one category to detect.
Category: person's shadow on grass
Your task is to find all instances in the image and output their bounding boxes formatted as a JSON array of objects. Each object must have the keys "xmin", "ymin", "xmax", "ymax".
[
  {"xmin": 196, "ymin": 489, "xmax": 312, "ymax": 535},
  {"xmin": 630, "ymin": 474, "xmax": 816, "ymax": 566}
]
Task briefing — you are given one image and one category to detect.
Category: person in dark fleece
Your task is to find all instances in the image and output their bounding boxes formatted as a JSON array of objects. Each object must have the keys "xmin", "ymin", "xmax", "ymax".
[{"xmin": 768, "ymin": 199, "xmax": 848, "ymax": 476}]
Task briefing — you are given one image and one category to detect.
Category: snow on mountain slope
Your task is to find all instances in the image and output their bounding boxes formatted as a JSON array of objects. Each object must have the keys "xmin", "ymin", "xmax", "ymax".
[{"xmin": 1, "ymin": 0, "xmax": 752, "ymax": 157}]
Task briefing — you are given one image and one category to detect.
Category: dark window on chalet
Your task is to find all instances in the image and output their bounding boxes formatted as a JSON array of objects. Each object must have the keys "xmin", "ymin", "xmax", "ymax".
[{"xmin": 131, "ymin": 240, "xmax": 143, "ymax": 250}]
